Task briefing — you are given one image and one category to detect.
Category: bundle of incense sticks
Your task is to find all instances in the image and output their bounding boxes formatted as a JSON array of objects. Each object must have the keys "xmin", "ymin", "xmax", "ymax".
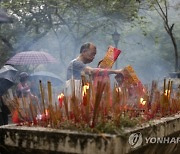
[
  {"xmin": 149, "ymin": 80, "xmax": 157, "ymax": 110},
  {"xmin": 92, "ymin": 80, "xmax": 106, "ymax": 127},
  {"xmin": 5, "ymin": 75, "xmax": 180, "ymax": 129},
  {"xmin": 98, "ymin": 46, "xmax": 121, "ymax": 68},
  {"xmin": 112, "ymin": 85, "xmax": 121, "ymax": 116},
  {"xmin": 120, "ymin": 65, "xmax": 145, "ymax": 96},
  {"xmin": 39, "ymin": 80, "xmax": 46, "ymax": 115},
  {"xmin": 69, "ymin": 79, "xmax": 81, "ymax": 122},
  {"xmin": 121, "ymin": 65, "xmax": 141, "ymax": 85},
  {"xmin": 161, "ymin": 79, "xmax": 173, "ymax": 116}
]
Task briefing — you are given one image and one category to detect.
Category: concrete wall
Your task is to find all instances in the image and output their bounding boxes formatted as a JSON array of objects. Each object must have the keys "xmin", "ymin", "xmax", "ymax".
[{"xmin": 1, "ymin": 114, "xmax": 180, "ymax": 154}]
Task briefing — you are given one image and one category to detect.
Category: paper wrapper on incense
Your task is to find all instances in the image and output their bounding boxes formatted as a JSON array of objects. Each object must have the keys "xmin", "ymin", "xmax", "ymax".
[
  {"xmin": 121, "ymin": 65, "xmax": 145, "ymax": 96},
  {"xmin": 98, "ymin": 46, "xmax": 121, "ymax": 68},
  {"xmin": 122, "ymin": 65, "xmax": 140, "ymax": 85}
]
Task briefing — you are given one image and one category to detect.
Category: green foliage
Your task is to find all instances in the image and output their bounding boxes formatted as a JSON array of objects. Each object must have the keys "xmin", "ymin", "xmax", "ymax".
[
  {"xmin": 119, "ymin": 115, "xmax": 139, "ymax": 128},
  {"xmin": 95, "ymin": 121, "xmax": 118, "ymax": 134},
  {"xmin": 0, "ymin": 0, "xmax": 140, "ymax": 66},
  {"xmin": 1, "ymin": 0, "xmax": 179, "ymax": 73},
  {"xmin": 134, "ymin": 0, "xmax": 180, "ymax": 71},
  {"xmin": 57, "ymin": 115, "xmax": 139, "ymax": 134}
]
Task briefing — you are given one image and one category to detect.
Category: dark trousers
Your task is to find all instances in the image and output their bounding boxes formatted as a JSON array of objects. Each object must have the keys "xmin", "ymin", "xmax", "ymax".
[{"xmin": 0, "ymin": 110, "xmax": 8, "ymax": 126}]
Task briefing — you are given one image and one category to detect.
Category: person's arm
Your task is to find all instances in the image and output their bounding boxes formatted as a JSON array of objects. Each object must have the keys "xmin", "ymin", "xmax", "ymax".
[
  {"xmin": 83, "ymin": 66, "xmax": 123, "ymax": 76},
  {"xmin": 17, "ymin": 83, "xmax": 30, "ymax": 92}
]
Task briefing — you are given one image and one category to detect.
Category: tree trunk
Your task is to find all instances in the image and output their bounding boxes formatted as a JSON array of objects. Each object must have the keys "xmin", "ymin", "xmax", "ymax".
[
  {"xmin": 154, "ymin": 0, "xmax": 179, "ymax": 72},
  {"xmin": 169, "ymin": 31, "xmax": 178, "ymax": 72},
  {"xmin": 164, "ymin": 23, "xmax": 179, "ymax": 72}
]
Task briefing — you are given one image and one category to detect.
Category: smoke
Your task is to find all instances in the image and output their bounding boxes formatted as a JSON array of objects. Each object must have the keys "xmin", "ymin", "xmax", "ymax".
[
  {"xmin": 117, "ymin": 26, "xmax": 173, "ymax": 84},
  {"xmin": 12, "ymin": 0, "xmax": 179, "ymax": 86}
]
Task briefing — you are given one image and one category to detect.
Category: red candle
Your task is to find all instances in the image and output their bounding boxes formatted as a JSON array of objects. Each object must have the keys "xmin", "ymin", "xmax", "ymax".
[
  {"xmin": 82, "ymin": 83, "xmax": 89, "ymax": 106},
  {"xmin": 139, "ymin": 98, "xmax": 146, "ymax": 110},
  {"xmin": 58, "ymin": 93, "xmax": 64, "ymax": 108}
]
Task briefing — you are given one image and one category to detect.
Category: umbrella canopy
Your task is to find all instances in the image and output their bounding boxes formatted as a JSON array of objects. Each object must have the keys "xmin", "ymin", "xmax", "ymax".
[
  {"xmin": 0, "ymin": 8, "xmax": 13, "ymax": 23},
  {"xmin": 29, "ymin": 71, "xmax": 64, "ymax": 86},
  {"xmin": 6, "ymin": 51, "xmax": 58, "ymax": 65},
  {"xmin": 0, "ymin": 65, "xmax": 18, "ymax": 96},
  {"xmin": 0, "ymin": 79, "xmax": 14, "ymax": 96}
]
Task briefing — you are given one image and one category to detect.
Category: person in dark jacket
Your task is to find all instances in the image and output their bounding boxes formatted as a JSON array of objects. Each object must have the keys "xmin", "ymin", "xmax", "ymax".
[{"xmin": 0, "ymin": 96, "xmax": 10, "ymax": 126}]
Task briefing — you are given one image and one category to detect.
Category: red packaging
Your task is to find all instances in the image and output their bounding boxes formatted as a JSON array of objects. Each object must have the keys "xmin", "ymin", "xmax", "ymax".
[{"xmin": 98, "ymin": 46, "xmax": 121, "ymax": 68}]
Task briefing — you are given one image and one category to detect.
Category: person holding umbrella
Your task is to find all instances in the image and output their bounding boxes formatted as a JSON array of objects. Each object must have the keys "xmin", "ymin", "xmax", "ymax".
[
  {"xmin": 0, "ymin": 96, "xmax": 10, "ymax": 126},
  {"xmin": 16, "ymin": 72, "xmax": 38, "ymax": 109},
  {"xmin": 0, "ymin": 65, "xmax": 17, "ymax": 126},
  {"xmin": 16, "ymin": 72, "xmax": 38, "ymax": 99},
  {"xmin": 16, "ymin": 72, "xmax": 31, "ymax": 98}
]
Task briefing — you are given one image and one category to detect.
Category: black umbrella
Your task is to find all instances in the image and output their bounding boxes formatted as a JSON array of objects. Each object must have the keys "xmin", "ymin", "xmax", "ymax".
[
  {"xmin": 29, "ymin": 71, "xmax": 64, "ymax": 86},
  {"xmin": 0, "ymin": 65, "xmax": 18, "ymax": 96}
]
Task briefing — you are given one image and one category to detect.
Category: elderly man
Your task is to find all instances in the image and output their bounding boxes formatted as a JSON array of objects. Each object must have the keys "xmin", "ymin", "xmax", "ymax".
[{"xmin": 67, "ymin": 42, "xmax": 123, "ymax": 80}]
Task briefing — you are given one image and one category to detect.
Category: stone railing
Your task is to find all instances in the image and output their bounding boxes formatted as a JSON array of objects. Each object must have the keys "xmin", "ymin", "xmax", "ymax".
[{"xmin": 1, "ymin": 114, "xmax": 180, "ymax": 154}]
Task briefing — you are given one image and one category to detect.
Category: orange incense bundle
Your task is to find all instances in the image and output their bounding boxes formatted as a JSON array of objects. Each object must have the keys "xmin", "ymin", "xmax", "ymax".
[
  {"xmin": 120, "ymin": 65, "xmax": 145, "ymax": 96},
  {"xmin": 122, "ymin": 65, "xmax": 141, "ymax": 86},
  {"xmin": 12, "ymin": 109, "xmax": 20, "ymax": 123},
  {"xmin": 98, "ymin": 46, "xmax": 121, "ymax": 68}
]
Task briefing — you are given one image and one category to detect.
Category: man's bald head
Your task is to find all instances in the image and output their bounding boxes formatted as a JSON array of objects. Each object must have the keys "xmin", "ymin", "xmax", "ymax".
[
  {"xmin": 80, "ymin": 42, "xmax": 96, "ymax": 53},
  {"xmin": 79, "ymin": 42, "xmax": 97, "ymax": 64}
]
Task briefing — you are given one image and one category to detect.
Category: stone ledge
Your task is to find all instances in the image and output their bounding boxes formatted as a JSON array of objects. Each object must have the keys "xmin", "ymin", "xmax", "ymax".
[{"xmin": 0, "ymin": 114, "xmax": 180, "ymax": 154}]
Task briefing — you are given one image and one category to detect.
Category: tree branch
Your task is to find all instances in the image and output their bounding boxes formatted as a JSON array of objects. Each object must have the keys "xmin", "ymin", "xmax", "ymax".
[
  {"xmin": 55, "ymin": 13, "xmax": 77, "ymax": 40},
  {"xmin": 164, "ymin": 0, "xmax": 168, "ymax": 19},
  {"xmin": 155, "ymin": 0, "xmax": 167, "ymax": 18},
  {"xmin": 0, "ymin": 35, "xmax": 14, "ymax": 51},
  {"xmin": 15, "ymin": 29, "xmax": 50, "ymax": 51},
  {"xmin": 80, "ymin": 23, "xmax": 105, "ymax": 40}
]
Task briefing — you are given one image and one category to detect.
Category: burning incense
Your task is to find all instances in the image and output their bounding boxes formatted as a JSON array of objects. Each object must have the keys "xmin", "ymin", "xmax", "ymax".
[
  {"xmin": 63, "ymin": 95, "xmax": 69, "ymax": 119},
  {"xmin": 70, "ymin": 79, "xmax": 80, "ymax": 122},
  {"xmin": 29, "ymin": 96, "xmax": 37, "ymax": 124},
  {"xmin": 39, "ymin": 80, "xmax": 46, "ymax": 115},
  {"xmin": 58, "ymin": 93, "xmax": 64, "ymax": 108},
  {"xmin": 21, "ymin": 96, "xmax": 29, "ymax": 120},
  {"xmin": 92, "ymin": 80, "xmax": 106, "ymax": 127},
  {"xmin": 149, "ymin": 80, "xmax": 157, "ymax": 109},
  {"xmin": 47, "ymin": 81, "xmax": 53, "ymax": 106},
  {"xmin": 82, "ymin": 83, "xmax": 91, "ymax": 122},
  {"xmin": 163, "ymin": 78, "xmax": 166, "ymax": 94},
  {"xmin": 6, "ymin": 71, "xmax": 180, "ymax": 133}
]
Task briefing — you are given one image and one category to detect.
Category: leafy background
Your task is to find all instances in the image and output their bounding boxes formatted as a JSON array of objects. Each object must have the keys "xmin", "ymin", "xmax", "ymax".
[{"xmin": 0, "ymin": 0, "xmax": 180, "ymax": 85}]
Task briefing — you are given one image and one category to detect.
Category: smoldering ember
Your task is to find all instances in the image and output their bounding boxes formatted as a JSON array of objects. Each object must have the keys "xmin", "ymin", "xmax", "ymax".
[{"xmin": 0, "ymin": 0, "xmax": 180, "ymax": 154}]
